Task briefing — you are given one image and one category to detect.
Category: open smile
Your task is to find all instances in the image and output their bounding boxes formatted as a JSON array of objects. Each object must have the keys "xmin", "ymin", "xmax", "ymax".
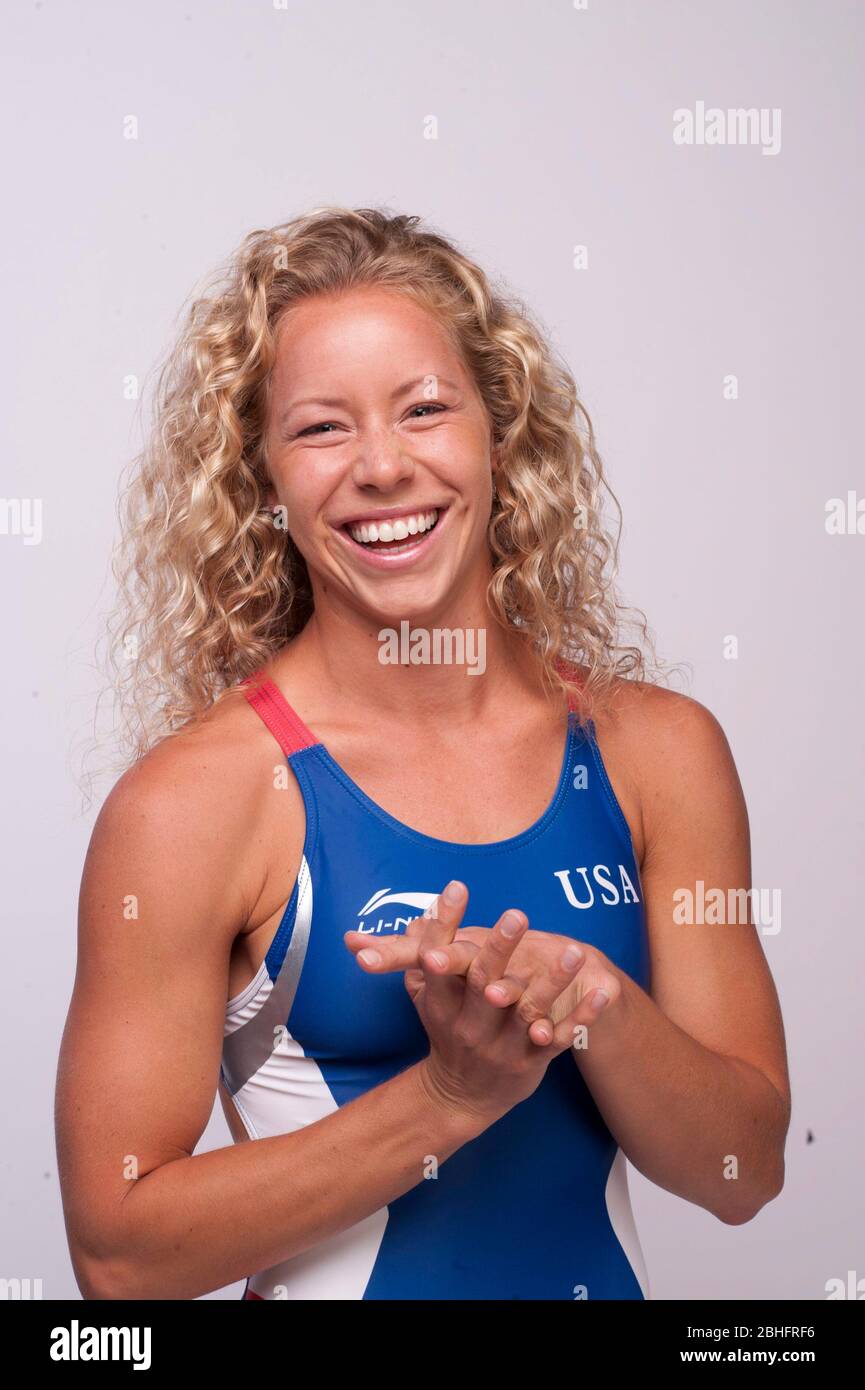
[{"xmin": 333, "ymin": 506, "xmax": 449, "ymax": 569}]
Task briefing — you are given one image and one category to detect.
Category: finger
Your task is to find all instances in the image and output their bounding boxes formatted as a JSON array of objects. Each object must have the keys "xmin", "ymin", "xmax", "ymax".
[
  {"xmin": 410, "ymin": 939, "xmax": 480, "ymax": 1016},
  {"xmin": 482, "ymin": 972, "xmax": 531, "ymax": 1008},
  {"xmin": 344, "ymin": 930, "xmax": 422, "ymax": 972},
  {"xmin": 404, "ymin": 967, "xmax": 425, "ymax": 1003},
  {"xmin": 458, "ymin": 909, "xmax": 529, "ymax": 1041},
  {"xmin": 455, "ymin": 925, "xmax": 491, "ymax": 949},
  {"xmin": 468, "ymin": 909, "xmax": 528, "ymax": 989},
  {"xmin": 416, "ymin": 939, "xmax": 480, "ymax": 978},
  {"xmin": 417, "ymin": 881, "xmax": 470, "ymax": 1015},
  {"xmin": 527, "ymin": 1016, "xmax": 556, "ymax": 1046},
  {"xmin": 419, "ymin": 880, "xmax": 469, "ymax": 949},
  {"xmin": 350, "ymin": 883, "xmax": 468, "ymax": 976},
  {"xmin": 511, "ymin": 942, "xmax": 585, "ymax": 1029},
  {"xmin": 407, "ymin": 941, "xmax": 482, "ymax": 998},
  {"xmin": 550, "ymin": 987, "xmax": 613, "ymax": 1052}
]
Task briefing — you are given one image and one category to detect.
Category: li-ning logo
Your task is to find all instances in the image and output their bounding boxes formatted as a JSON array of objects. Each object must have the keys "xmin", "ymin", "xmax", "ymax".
[
  {"xmin": 554, "ymin": 864, "xmax": 640, "ymax": 909},
  {"xmin": 356, "ymin": 888, "xmax": 438, "ymax": 934}
]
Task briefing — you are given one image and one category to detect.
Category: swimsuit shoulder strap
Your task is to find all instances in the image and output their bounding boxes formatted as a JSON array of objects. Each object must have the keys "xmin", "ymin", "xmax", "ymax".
[
  {"xmin": 241, "ymin": 669, "xmax": 319, "ymax": 757},
  {"xmin": 553, "ymin": 657, "xmax": 583, "ymax": 715}
]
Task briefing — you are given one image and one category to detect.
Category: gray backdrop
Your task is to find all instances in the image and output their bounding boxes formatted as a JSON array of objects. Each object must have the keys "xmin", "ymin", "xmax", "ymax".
[{"xmin": 2, "ymin": 0, "xmax": 862, "ymax": 1300}]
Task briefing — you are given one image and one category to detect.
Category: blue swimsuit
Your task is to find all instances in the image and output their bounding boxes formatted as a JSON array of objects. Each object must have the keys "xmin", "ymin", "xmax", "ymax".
[{"xmin": 221, "ymin": 670, "xmax": 651, "ymax": 1300}]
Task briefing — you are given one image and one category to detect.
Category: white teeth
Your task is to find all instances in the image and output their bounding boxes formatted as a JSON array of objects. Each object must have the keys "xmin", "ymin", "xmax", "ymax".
[{"xmin": 347, "ymin": 508, "xmax": 439, "ymax": 545}]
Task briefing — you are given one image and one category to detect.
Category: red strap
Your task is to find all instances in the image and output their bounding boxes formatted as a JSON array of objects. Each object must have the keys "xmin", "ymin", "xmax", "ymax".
[
  {"xmin": 241, "ymin": 670, "xmax": 319, "ymax": 756},
  {"xmin": 553, "ymin": 657, "xmax": 581, "ymax": 713}
]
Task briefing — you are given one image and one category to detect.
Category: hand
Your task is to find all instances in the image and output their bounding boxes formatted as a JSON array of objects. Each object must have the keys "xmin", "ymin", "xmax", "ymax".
[
  {"xmin": 345, "ymin": 908, "xmax": 621, "ymax": 1047},
  {"xmin": 456, "ymin": 926, "xmax": 621, "ymax": 1032},
  {"xmin": 345, "ymin": 881, "xmax": 614, "ymax": 1123}
]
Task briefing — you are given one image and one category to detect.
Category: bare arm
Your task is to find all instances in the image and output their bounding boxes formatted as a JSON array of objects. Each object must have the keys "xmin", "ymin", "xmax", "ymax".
[
  {"xmin": 344, "ymin": 687, "xmax": 792, "ymax": 1224},
  {"xmin": 55, "ymin": 735, "xmax": 486, "ymax": 1301},
  {"xmin": 576, "ymin": 689, "xmax": 791, "ymax": 1223}
]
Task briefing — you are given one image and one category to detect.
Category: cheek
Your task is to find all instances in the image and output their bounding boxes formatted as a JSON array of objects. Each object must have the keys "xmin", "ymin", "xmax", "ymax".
[
  {"xmin": 270, "ymin": 454, "xmax": 335, "ymax": 521},
  {"xmin": 416, "ymin": 419, "xmax": 493, "ymax": 483},
  {"xmin": 266, "ymin": 483, "xmax": 324, "ymax": 562}
]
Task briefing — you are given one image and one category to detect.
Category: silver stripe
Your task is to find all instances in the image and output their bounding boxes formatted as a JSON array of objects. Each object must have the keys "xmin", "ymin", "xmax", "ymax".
[
  {"xmin": 605, "ymin": 1147, "xmax": 651, "ymax": 1299},
  {"xmin": 221, "ymin": 855, "xmax": 314, "ymax": 1095}
]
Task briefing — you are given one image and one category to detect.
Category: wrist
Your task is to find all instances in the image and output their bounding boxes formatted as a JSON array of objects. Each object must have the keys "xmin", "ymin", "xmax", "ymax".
[{"xmin": 411, "ymin": 1058, "xmax": 502, "ymax": 1142}]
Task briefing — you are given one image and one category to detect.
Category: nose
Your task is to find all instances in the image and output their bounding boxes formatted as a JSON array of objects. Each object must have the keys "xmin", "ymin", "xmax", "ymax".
[{"xmin": 349, "ymin": 422, "xmax": 416, "ymax": 492}]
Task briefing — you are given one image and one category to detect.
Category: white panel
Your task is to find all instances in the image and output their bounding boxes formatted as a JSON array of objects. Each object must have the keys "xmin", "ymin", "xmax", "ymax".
[{"xmin": 605, "ymin": 1148, "xmax": 651, "ymax": 1299}]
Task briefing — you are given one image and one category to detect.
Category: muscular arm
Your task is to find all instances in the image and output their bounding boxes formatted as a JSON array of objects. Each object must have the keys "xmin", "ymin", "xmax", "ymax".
[
  {"xmin": 577, "ymin": 688, "xmax": 791, "ymax": 1223},
  {"xmin": 55, "ymin": 727, "xmax": 484, "ymax": 1300}
]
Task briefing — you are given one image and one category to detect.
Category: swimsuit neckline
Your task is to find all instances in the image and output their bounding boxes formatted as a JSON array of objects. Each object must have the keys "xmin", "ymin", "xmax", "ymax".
[{"xmin": 309, "ymin": 708, "xmax": 577, "ymax": 854}]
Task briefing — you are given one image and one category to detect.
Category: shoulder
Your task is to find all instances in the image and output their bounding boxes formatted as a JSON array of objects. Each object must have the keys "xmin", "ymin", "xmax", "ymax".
[
  {"xmin": 93, "ymin": 689, "xmax": 275, "ymax": 844},
  {"xmin": 84, "ymin": 686, "xmax": 304, "ymax": 937},
  {"xmin": 593, "ymin": 675, "xmax": 735, "ymax": 766},
  {"xmin": 588, "ymin": 675, "xmax": 748, "ymax": 862}
]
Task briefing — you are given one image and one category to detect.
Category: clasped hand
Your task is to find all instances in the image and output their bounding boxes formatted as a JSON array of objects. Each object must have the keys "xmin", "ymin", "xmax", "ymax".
[{"xmin": 344, "ymin": 879, "xmax": 621, "ymax": 1119}]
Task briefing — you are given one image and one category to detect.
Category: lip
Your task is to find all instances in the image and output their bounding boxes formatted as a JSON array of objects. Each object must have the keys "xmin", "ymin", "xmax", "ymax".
[
  {"xmin": 333, "ymin": 505, "xmax": 449, "ymax": 571},
  {"xmin": 333, "ymin": 503, "xmax": 449, "ymax": 528}
]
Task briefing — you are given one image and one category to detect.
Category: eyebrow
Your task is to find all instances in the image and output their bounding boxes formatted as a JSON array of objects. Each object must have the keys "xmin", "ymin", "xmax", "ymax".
[{"xmin": 278, "ymin": 375, "xmax": 462, "ymax": 427}]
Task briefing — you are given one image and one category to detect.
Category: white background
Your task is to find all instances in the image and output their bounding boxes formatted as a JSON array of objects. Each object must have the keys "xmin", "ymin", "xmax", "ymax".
[{"xmin": 1, "ymin": 0, "xmax": 862, "ymax": 1299}]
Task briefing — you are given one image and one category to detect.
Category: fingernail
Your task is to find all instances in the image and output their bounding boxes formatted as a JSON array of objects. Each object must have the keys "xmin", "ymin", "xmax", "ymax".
[
  {"xmin": 487, "ymin": 984, "xmax": 507, "ymax": 1001},
  {"xmin": 358, "ymin": 948, "xmax": 381, "ymax": 966},
  {"xmin": 442, "ymin": 880, "xmax": 464, "ymax": 904},
  {"xmin": 425, "ymin": 950, "xmax": 448, "ymax": 968},
  {"xmin": 561, "ymin": 945, "xmax": 583, "ymax": 970},
  {"xmin": 534, "ymin": 1023, "xmax": 552, "ymax": 1043},
  {"xmin": 592, "ymin": 988, "xmax": 610, "ymax": 1010},
  {"xmin": 500, "ymin": 910, "xmax": 523, "ymax": 937}
]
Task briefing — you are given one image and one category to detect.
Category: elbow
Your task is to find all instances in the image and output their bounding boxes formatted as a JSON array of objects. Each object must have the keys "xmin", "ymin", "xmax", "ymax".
[
  {"xmin": 714, "ymin": 1155, "xmax": 786, "ymax": 1226},
  {"xmin": 79, "ymin": 1254, "xmax": 163, "ymax": 1301},
  {"xmin": 70, "ymin": 1231, "xmax": 150, "ymax": 1302},
  {"xmin": 716, "ymin": 1202, "xmax": 763, "ymax": 1227},
  {"xmin": 77, "ymin": 1262, "xmax": 112, "ymax": 1301},
  {"xmin": 73, "ymin": 1248, "xmax": 138, "ymax": 1301},
  {"xmin": 67, "ymin": 1183, "xmax": 172, "ymax": 1299}
]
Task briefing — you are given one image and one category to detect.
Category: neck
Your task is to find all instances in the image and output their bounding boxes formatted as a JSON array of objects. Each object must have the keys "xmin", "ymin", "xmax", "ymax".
[{"xmin": 275, "ymin": 578, "xmax": 551, "ymax": 727}]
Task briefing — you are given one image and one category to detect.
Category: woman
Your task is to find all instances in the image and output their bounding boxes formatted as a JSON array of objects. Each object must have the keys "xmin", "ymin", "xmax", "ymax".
[{"xmin": 56, "ymin": 207, "xmax": 790, "ymax": 1301}]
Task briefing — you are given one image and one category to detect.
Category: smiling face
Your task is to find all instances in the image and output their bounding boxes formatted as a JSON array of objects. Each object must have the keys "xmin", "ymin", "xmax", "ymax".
[{"xmin": 263, "ymin": 285, "xmax": 499, "ymax": 626}]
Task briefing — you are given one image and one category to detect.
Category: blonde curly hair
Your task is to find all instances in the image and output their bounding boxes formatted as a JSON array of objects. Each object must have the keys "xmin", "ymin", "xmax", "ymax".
[{"xmin": 88, "ymin": 205, "xmax": 663, "ymax": 803}]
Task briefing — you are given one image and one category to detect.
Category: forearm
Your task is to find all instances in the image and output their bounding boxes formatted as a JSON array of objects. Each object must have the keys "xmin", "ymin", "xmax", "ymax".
[
  {"xmin": 88, "ymin": 1060, "xmax": 487, "ymax": 1299},
  {"xmin": 574, "ymin": 973, "xmax": 789, "ymax": 1222}
]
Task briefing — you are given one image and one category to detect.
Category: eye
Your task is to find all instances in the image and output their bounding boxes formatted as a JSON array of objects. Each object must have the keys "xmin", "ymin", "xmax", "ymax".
[
  {"xmin": 293, "ymin": 403, "xmax": 447, "ymax": 438},
  {"xmin": 296, "ymin": 421, "xmax": 340, "ymax": 438}
]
